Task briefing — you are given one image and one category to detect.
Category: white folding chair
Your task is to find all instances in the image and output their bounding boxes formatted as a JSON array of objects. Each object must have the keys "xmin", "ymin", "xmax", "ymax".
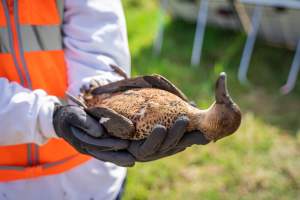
[
  {"xmin": 281, "ymin": 40, "xmax": 300, "ymax": 94},
  {"xmin": 191, "ymin": 0, "xmax": 209, "ymax": 67},
  {"xmin": 153, "ymin": 0, "xmax": 168, "ymax": 55},
  {"xmin": 238, "ymin": 5, "xmax": 262, "ymax": 83},
  {"xmin": 238, "ymin": 0, "xmax": 300, "ymax": 93}
]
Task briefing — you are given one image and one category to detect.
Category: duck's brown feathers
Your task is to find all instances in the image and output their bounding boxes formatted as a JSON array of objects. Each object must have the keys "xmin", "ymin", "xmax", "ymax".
[
  {"xmin": 85, "ymin": 88, "xmax": 198, "ymax": 140},
  {"xmin": 81, "ymin": 73, "xmax": 242, "ymax": 141}
]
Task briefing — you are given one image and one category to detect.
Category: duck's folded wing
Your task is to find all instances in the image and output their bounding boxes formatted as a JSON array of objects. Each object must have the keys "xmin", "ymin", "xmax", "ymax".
[{"xmin": 91, "ymin": 75, "xmax": 189, "ymax": 102}]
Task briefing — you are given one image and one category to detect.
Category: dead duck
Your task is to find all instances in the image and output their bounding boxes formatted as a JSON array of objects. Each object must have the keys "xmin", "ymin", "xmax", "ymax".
[{"xmin": 69, "ymin": 72, "xmax": 241, "ymax": 142}]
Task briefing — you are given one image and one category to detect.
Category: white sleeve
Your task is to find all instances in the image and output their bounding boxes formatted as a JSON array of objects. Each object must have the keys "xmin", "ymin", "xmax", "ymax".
[
  {"xmin": 0, "ymin": 78, "xmax": 60, "ymax": 146},
  {"xmin": 63, "ymin": 0, "xmax": 131, "ymax": 96}
]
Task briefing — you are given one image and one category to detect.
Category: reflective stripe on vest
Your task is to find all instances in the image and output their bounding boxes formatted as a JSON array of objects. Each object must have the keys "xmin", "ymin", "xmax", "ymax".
[
  {"xmin": 0, "ymin": 25, "xmax": 62, "ymax": 52},
  {"xmin": 0, "ymin": 0, "xmax": 91, "ymax": 182}
]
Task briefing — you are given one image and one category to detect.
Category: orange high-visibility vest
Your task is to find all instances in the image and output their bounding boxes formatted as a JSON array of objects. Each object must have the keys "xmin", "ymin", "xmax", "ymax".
[{"xmin": 0, "ymin": 0, "xmax": 91, "ymax": 182}]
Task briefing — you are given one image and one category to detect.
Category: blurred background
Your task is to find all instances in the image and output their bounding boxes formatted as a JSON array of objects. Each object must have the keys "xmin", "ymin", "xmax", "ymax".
[{"xmin": 122, "ymin": 0, "xmax": 300, "ymax": 199}]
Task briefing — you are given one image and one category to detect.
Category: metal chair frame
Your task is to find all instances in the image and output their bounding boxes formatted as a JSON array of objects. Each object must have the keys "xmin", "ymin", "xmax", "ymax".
[
  {"xmin": 238, "ymin": 0, "xmax": 300, "ymax": 94},
  {"xmin": 154, "ymin": 0, "xmax": 300, "ymax": 94}
]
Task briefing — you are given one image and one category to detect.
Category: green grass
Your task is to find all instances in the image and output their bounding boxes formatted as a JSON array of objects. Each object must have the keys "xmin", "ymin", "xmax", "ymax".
[{"xmin": 122, "ymin": 1, "xmax": 300, "ymax": 199}]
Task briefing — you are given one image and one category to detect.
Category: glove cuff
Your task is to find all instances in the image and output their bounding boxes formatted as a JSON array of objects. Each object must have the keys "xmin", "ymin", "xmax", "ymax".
[{"xmin": 52, "ymin": 103, "xmax": 64, "ymax": 138}]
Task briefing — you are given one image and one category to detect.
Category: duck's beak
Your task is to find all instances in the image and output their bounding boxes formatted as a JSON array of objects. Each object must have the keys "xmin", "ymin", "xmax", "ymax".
[{"xmin": 215, "ymin": 72, "xmax": 234, "ymax": 105}]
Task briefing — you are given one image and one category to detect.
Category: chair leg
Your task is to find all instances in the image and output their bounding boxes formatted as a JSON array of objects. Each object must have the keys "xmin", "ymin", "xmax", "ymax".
[
  {"xmin": 153, "ymin": 0, "xmax": 168, "ymax": 55},
  {"xmin": 280, "ymin": 40, "xmax": 300, "ymax": 94},
  {"xmin": 191, "ymin": 0, "xmax": 209, "ymax": 67},
  {"xmin": 238, "ymin": 5, "xmax": 262, "ymax": 84}
]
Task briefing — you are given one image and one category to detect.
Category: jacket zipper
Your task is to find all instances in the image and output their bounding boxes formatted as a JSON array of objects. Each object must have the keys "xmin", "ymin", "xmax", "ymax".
[{"xmin": 5, "ymin": 0, "xmax": 38, "ymax": 166}]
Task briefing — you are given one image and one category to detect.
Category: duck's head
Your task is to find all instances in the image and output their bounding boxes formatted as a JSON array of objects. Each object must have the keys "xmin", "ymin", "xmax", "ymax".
[{"xmin": 200, "ymin": 72, "xmax": 241, "ymax": 141}]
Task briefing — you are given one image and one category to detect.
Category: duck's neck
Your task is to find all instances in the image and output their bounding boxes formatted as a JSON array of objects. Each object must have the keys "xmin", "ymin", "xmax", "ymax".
[
  {"xmin": 186, "ymin": 103, "xmax": 220, "ymax": 141},
  {"xmin": 186, "ymin": 106, "xmax": 207, "ymax": 132}
]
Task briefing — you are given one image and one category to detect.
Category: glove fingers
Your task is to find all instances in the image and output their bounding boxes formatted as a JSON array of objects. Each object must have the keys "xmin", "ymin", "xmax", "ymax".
[
  {"xmin": 175, "ymin": 131, "xmax": 210, "ymax": 149},
  {"xmin": 72, "ymin": 113, "xmax": 105, "ymax": 138},
  {"xmin": 128, "ymin": 125, "xmax": 167, "ymax": 158},
  {"xmin": 160, "ymin": 116, "xmax": 189, "ymax": 152},
  {"xmin": 139, "ymin": 131, "xmax": 209, "ymax": 162},
  {"xmin": 139, "ymin": 125, "xmax": 167, "ymax": 157},
  {"xmin": 140, "ymin": 147, "xmax": 186, "ymax": 162},
  {"xmin": 86, "ymin": 149, "xmax": 135, "ymax": 167},
  {"xmin": 71, "ymin": 127, "xmax": 130, "ymax": 150},
  {"xmin": 85, "ymin": 114, "xmax": 105, "ymax": 137}
]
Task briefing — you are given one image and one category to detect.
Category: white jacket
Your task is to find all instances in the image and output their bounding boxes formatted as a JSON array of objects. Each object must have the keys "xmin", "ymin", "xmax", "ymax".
[{"xmin": 0, "ymin": 0, "xmax": 129, "ymax": 199}]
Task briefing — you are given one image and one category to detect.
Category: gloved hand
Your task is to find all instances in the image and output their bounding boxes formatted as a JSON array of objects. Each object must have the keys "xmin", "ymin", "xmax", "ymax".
[
  {"xmin": 87, "ymin": 116, "xmax": 210, "ymax": 164},
  {"xmin": 53, "ymin": 104, "xmax": 135, "ymax": 166},
  {"xmin": 82, "ymin": 73, "xmax": 211, "ymax": 164},
  {"xmin": 127, "ymin": 116, "xmax": 210, "ymax": 162}
]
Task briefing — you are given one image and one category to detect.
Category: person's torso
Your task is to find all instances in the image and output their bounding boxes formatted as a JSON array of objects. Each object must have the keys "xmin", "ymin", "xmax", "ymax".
[
  {"xmin": 0, "ymin": 0, "xmax": 91, "ymax": 182},
  {"xmin": 0, "ymin": 158, "xmax": 127, "ymax": 200}
]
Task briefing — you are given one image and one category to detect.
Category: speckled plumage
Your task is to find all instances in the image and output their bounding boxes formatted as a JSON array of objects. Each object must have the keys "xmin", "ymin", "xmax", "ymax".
[
  {"xmin": 85, "ymin": 88, "xmax": 199, "ymax": 140},
  {"xmin": 81, "ymin": 73, "xmax": 242, "ymax": 141}
]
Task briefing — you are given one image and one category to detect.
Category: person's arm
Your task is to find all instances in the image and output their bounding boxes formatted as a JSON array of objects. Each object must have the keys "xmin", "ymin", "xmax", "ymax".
[
  {"xmin": 0, "ymin": 78, "xmax": 59, "ymax": 145},
  {"xmin": 63, "ymin": 0, "xmax": 130, "ymax": 96},
  {"xmin": 0, "ymin": 0, "xmax": 130, "ymax": 149}
]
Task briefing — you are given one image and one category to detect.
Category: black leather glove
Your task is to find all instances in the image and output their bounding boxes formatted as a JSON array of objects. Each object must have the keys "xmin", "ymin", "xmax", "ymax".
[
  {"xmin": 53, "ymin": 105, "xmax": 135, "ymax": 166},
  {"xmin": 87, "ymin": 116, "xmax": 210, "ymax": 164},
  {"xmin": 61, "ymin": 73, "xmax": 210, "ymax": 166},
  {"xmin": 127, "ymin": 116, "xmax": 210, "ymax": 162}
]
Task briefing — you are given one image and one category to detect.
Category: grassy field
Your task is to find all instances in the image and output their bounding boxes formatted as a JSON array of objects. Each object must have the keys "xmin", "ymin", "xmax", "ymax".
[{"xmin": 122, "ymin": 1, "xmax": 300, "ymax": 199}]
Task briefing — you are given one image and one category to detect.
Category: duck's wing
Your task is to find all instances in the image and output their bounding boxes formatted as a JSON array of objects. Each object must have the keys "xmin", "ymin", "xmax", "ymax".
[{"xmin": 91, "ymin": 75, "xmax": 189, "ymax": 102}]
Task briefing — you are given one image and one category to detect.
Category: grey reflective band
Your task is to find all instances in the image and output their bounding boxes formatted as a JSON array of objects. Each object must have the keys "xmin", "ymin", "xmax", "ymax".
[
  {"xmin": 0, "ymin": 1, "xmax": 63, "ymax": 53},
  {"xmin": 42, "ymin": 155, "xmax": 76, "ymax": 169},
  {"xmin": 56, "ymin": 0, "xmax": 64, "ymax": 22},
  {"xmin": 15, "ymin": 0, "xmax": 32, "ymax": 89},
  {"xmin": 0, "ymin": 155, "xmax": 77, "ymax": 171},
  {"xmin": 34, "ymin": 144, "xmax": 39, "ymax": 165},
  {"xmin": 26, "ymin": 144, "xmax": 40, "ymax": 166},
  {"xmin": 20, "ymin": 0, "xmax": 64, "ymax": 52},
  {"xmin": 0, "ymin": 166, "xmax": 25, "ymax": 171},
  {"xmin": 27, "ymin": 144, "xmax": 33, "ymax": 166},
  {"xmin": 0, "ymin": 25, "xmax": 63, "ymax": 53},
  {"xmin": 0, "ymin": 28, "xmax": 10, "ymax": 53},
  {"xmin": 1, "ymin": 0, "xmax": 26, "ymax": 86},
  {"xmin": 20, "ymin": 25, "xmax": 62, "ymax": 52}
]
